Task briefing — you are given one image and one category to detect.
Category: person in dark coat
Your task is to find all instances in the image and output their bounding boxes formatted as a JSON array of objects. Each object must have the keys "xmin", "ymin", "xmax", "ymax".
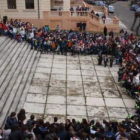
[
  {"xmin": 110, "ymin": 56, "xmax": 114, "ymax": 67},
  {"xmin": 5, "ymin": 112, "xmax": 18, "ymax": 129},
  {"xmin": 8, "ymin": 125, "xmax": 21, "ymax": 140},
  {"xmin": 104, "ymin": 55, "xmax": 108, "ymax": 67},
  {"xmin": 19, "ymin": 125, "xmax": 29, "ymax": 140},
  {"xmin": 103, "ymin": 26, "xmax": 107, "ymax": 36},
  {"xmin": 17, "ymin": 109, "xmax": 26, "ymax": 127},
  {"xmin": 26, "ymin": 115, "xmax": 35, "ymax": 127},
  {"xmin": 109, "ymin": 30, "xmax": 114, "ymax": 39},
  {"xmin": 57, "ymin": 123, "xmax": 67, "ymax": 140}
]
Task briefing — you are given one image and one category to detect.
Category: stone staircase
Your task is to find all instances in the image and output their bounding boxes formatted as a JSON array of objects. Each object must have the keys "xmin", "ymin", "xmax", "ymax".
[{"xmin": 0, "ymin": 36, "xmax": 41, "ymax": 126}]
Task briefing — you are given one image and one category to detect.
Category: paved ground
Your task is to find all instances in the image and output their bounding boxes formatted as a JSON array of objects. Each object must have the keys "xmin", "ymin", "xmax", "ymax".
[
  {"xmin": 0, "ymin": 36, "xmax": 136, "ymax": 125},
  {"xmin": 23, "ymin": 53, "xmax": 136, "ymax": 123},
  {"xmin": 111, "ymin": 1, "xmax": 139, "ymax": 34}
]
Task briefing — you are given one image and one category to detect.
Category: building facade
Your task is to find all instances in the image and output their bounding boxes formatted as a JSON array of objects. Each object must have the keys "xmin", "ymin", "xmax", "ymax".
[
  {"xmin": 0, "ymin": 0, "xmax": 71, "ymax": 20},
  {"xmin": 0, "ymin": 0, "xmax": 119, "ymax": 32}
]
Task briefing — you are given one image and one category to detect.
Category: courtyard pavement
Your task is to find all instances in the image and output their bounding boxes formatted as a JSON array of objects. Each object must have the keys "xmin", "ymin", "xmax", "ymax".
[{"xmin": 23, "ymin": 54, "xmax": 136, "ymax": 123}]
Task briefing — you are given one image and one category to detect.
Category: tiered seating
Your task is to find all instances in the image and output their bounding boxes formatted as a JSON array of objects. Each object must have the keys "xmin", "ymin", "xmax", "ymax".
[{"xmin": 0, "ymin": 37, "xmax": 41, "ymax": 126}]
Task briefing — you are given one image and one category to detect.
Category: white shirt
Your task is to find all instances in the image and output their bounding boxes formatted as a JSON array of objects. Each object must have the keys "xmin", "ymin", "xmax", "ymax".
[
  {"xmin": 13, "ymin": 27, "xmax": 17, "ymax": 33},
  {"xmin": 29, "ymin": 32, "xmax": 34, "ymax": 39}
]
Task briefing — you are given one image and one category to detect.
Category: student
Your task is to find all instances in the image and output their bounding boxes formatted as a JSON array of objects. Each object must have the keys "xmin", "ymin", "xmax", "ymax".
[{"xmin": 104, "ymin": 55, "xmax": 108, "ymax": 67}]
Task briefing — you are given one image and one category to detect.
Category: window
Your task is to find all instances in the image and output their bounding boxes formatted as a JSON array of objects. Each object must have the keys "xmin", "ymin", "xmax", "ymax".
[
  {"xmin": 7, "ymin": 0, "xmax": 16, "ymax": 9},
  {"xmin": 25, "ymin": 0, "xmax": 34, "ymax": 9}
]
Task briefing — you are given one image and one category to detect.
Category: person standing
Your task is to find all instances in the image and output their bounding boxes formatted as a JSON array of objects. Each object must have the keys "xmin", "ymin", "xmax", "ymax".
[
  {"xmin": 98, "ymin": 51, "xmax": 103, "ymax": 65},
  {"xmin": 110, "ymin": 55, "xmax": 114, "ymax": 67},
  {"xmin": 5, "ymin": 112, "xmax": 18, "ymax": 129},
  {"xmin": 103, "ymin": 26, "xmax": 107, "ymax": 36},
  {"xmin": 104, "ymin": 55, "xmax": 108, "ymax": 67},
  {"xmin": 109, "ymin": 30, "xmax": 114, "ymax": 39}
]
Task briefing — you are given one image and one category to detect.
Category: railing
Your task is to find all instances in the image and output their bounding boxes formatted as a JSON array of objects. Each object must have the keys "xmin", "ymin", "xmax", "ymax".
[
  {"xmin": 50, "ymin": 11, "xmax": 71, "ymax": 17},
  {"xmin": 89, "ymin": 13, "xmax": 100, "ymax": 22},
  {"xmin": 70, "ymin": 11, "xmax": 89, "ymax": 17},
  {"xmin": 89, "ymin": 13, "xmax": 114, "ymax": 25},
  {"xmin": 83, "ymin": 2, "xmax": 108, "ymax": 17},
  {"xmin": 50, "ymin": 11, "xmax": 90, "ymax": 17}
]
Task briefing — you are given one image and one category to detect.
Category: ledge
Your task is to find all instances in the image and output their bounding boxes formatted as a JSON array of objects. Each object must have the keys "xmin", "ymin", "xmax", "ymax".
[
  {"xmin": 22, "ymin": 9, "xmax": 36, "ymax": 12},
  {"xmin": 5, "ymin": 9, "xmax": 18, "ymax": 12}
]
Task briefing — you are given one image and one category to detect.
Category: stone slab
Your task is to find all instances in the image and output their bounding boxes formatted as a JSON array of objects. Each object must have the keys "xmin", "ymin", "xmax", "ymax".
[
  {"xmin": 47, "ymin": 95, "xmax": 66, "ymax": 104},
  {"xmin": 82, "ymin": 76, "xmax": 98, "ymax": 82},
  {"xmin": 51, "ymin": 74, "xmax": 66, "ymax": 81},
  {"xmin": 107, "ymin": 107, "xmax": 128, "ymax": 118},
  {"xmin": 98, "ymin": 76, "xmax": 114, "ymax": 83},
  {"xmin": 67, "ymin": 69, "xmax": 81, "ymax": 75},
  {"xmin": 33, "ymin": 73, "xmax": 50, "ymax": 80},
  {"xmin": 67, "ymin": 64, "xmax": 80, "ymax": 70},
  {"xmin": 81, "ymin": 70, "xmax": 96, "ymax": 76},
  {"xmin": 31, "ymin": 78, "xmax": 49, "ymax": 87},
  {"xmin": 123, "ymin": 99, "xmax": 135, "ymax": 108},
  {"xmin": 96, "ymin": 71, "xmax": 111, "ymax": 77},
  {"xmin": 67, "ymin": 87, "xmax": 84, "ymax": 96},
  {"xmin": 102, "ymin": 89, "xmax": 120, "ymax": 98},
  {"xmin": 100, "ymin": 82, "xmax": 117, "ymax": 90},
  {"xmin": 39, "ymin": 58, "xmax": 52, "ymax": 63},
  {"xmin": 29, "ymin": 86, "xmax": 48, "ymax": 94},
  {"xmin": 84, "ymin": 81, "xmax": 99, "ymax": 89},
  {"xmin": 52, "ymin": 68, "xmax": 66, "ymax": 75},
  {"xmin": 24, "ymin": 102, "xmax": 45, "ymax": 114},
  {"xmin": 53, "ymin": 63, "xmax": 66, "ymax": 69},
  {"xmin": 80, "ymin": 60, "xmax": 93, "ymax": 65},
  {"xmin": 81, "ymin": 65, "xmax": 94, "ymax": 70},
  {"xmin": 67, "ymin": 81, "xmax": 83, "ymax": 88},
  {"xmin": 36, "ymin": 67, "xmax": 51, "ymax": 73},
  {"xmin": 67, "ymin": 105, "xmax": 86, "ymax": 116},
  {"xmin": 49, "ymin": 80, "xmax": 66, "ymax": 88},
  {"xmin": 95, "ymin": 65, "xmax": 109, "ymax": 71},
  {"xmin": 87, "ymin": 106, "xmax": 108, "ymax": 117},
  {"xmin": 67, "ymin": 96, "xmax": 85, "ymax": 105},
  {"xmin": 48, "ymin": 87, "xmax": 66, "ymax": 96},
  {"xmin": 86, "ymin": 97, "xmax": 105, "ymax": 106},
  {"xmin": 45, "ymin": 104, "xmax": 66, "ymax": 115},
  {"xmin": 37, "ymin": 62, "xmax": 52, "ymax": 68},
  {"xmin": 105, "ymin": 98, "xmax": 125, "ymax": 107},
  {"xmin": 79, "ymin": 56, "xmax": 92, "ymax": 60},
  {"xmin": 26, "ymin": 94, "xmax": 46, "ymax": 103},
  {"xmin": 85, "ymin": 89, "xmax": 102, "ymax": 97},
  {"xmin": 67, "ymin": 75, "xmax": 82, "ymax": 81}
]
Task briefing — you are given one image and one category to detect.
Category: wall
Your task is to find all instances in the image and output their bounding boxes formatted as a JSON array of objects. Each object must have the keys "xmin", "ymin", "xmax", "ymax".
[
  {"xmin": 21, "ymin": 11, "xmax": 119, "ymax": 33},
  {"xmin": 0, "ymin": 0, "xmax": 43, "ymax": 20},
  {"xmin": 0, "ymin": 0, "xmax": 119, "ymax": 33}
]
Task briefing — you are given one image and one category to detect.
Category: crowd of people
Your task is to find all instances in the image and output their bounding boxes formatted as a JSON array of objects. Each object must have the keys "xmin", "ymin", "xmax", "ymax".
[
  {"xmin": 0, "ymin": 19, "xmax": 119, "ymax": 58},
  {"xmin": 0, "ymin": 19, "xmax": 140, "ymax": 139},
  {"xmin": 70, "ymin": 6, "xmax": 90, "ymax": 16},
  {"xmin": 117, "ymin": 29, "xmax": 140, "ymax": 114},
  {"xmin": 1, "ymin": 109, "xmax": 140, "ymax": 140}
]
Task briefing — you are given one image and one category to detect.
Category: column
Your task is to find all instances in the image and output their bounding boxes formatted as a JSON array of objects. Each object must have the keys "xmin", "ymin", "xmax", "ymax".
[{"xmin": 63, "ymin": 0, "xmax": 70, "ymax": 11}]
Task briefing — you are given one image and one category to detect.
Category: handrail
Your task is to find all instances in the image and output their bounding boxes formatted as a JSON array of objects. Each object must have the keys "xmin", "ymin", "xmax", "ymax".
[{"xmin": 50, "ymin": 11, "xmax": 90, "ymax": 17}]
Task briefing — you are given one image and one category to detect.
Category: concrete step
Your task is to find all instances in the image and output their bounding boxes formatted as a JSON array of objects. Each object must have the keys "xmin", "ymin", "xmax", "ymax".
[
  {"xmin": 0, "ymin": 38, "xmax": 13, "ymax": 59},
  {"xmin": 0, "ymin": 42, "xmax": 28, "ymax": 100},
  {"xmin": 0, "ymin": 36, "xmax": 40, "ymax": 126},
  {"xmin": 0, "ymin": 40, "xmax": 17, "ymax": 72},
  {"xmin": 0, "ymin": 41, "xmax": 19, "ymax": 80},
  {"xmin": 16, "ymin": 51, "xmax": 40, "ymax": 113},
  {"xmin": 0, "ymin": 44, "xmax": 33, "ymax": 126},
  {"xmin": 0, "ymin": 42, "xmax": 25, "ymax": 97},
  {"xmin": 0, "ymin": 37, "xmax": 8, "ymax": 46}
]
